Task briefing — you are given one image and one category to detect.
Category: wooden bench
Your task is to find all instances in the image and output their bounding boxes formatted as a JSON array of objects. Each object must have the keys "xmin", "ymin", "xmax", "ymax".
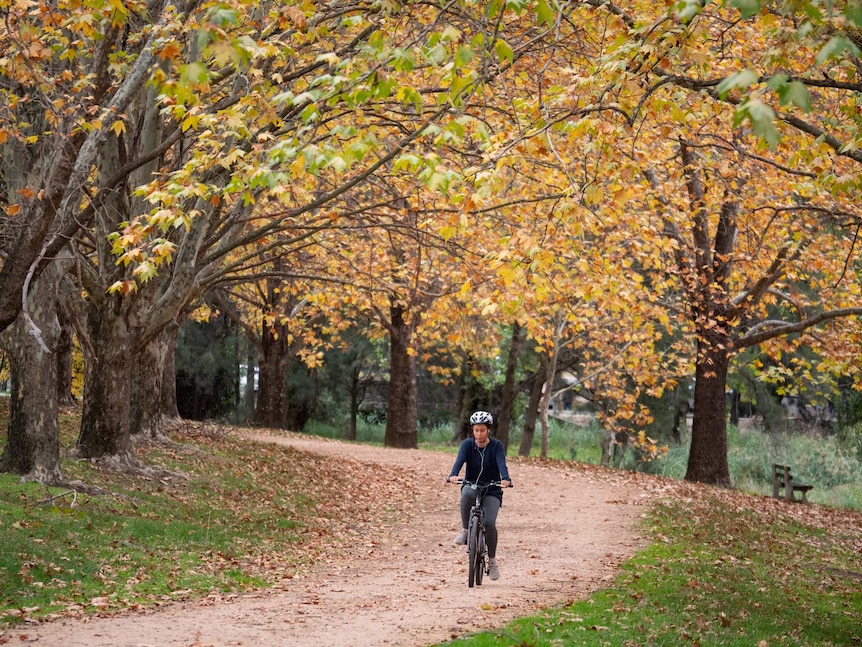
[{"xmin": 772, "ymin": 463, "xmax": 813, "ymax": 503}]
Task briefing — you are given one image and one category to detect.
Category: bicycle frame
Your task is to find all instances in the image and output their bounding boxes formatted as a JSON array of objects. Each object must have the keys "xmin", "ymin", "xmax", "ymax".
[
  {"xmin": 453, "ymin": 479, "xmax": 507, "ymax": 587},
  {"xmin": 466, "ymin": 483, "xmax": 488, "ymax": 587}
]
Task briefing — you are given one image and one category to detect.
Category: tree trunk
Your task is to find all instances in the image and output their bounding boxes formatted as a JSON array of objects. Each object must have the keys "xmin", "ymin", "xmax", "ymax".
[
  {"xmin": 76, "ymin": 307, "xmax": 134, "ymax": 459},
  {"xmin": 600, "ymin": 422, "xmax": 616, "ymax": 467},
  {"xmin": 538, "ymin": 371, "xmax": 553, "ymax": 460},
  {"xmin": 285, "ymin": 357, "xmax": 316, "ymax": 431},
  {"xmin": 0, "ymin": 262, "xmax": 66, "ymax": 483},
  {"xmin": 518, "ymin": 363, "xmax": 545, "ymax": 457},
  {"xmin": 254, "ymin": 318, "xmax": 289, "ymax": 428},
  {"xmin": 684, "ymin": 334, "xmax": 732, "ymax": 487},
  {"xmin": 679, "ymin": 143, "xmax": 736, "ymax": 487},
  {"xmin": 384, "ymin": 303, "xmax": 418, "ymax": 448},
  {"xmin": 242, "ymin": 344, "xmax": 256, "ymax": 421},
  {"xmin": 537, "ymin": 316, "xmax": 565, "ymax": 459},
  {"xmin": 347, "ymin": 364, "xmax": 360, "ymax": 441},
  {"xmin": 130, "ymin": 332, "xmax": 170, "ymax": 438},
  {"xmin": 729, "ymin": 389, "xmax": 740, "ymax": 427},
  {"xmin": 55, "ymin": 307, "xmax": 76, "ymax": 405},
  {"xmin": 450, "ymin": 354, "xmax": 472, "ymax": 443},
  {"xmin": 671, "ymin": 381, "xmax": 687, "ymax": 444},
  {"xmin": 161, "ymin": 322, "xmax": 181, "ymax": 421},
  {"xmin": 495, "ymin": 323, "xmax": 523, "ymax": 451}
]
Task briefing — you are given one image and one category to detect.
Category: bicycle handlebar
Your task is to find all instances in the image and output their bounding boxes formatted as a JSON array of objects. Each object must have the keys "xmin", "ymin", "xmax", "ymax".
[{"xmin": 447, "ymin": 478, "xmax": 513, "ymax": 488}]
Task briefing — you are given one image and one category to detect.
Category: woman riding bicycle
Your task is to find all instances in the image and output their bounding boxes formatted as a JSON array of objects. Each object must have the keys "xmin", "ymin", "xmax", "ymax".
[{"xmin": 447, "ymin": 410, "xmax": 512, "ymax": 581}]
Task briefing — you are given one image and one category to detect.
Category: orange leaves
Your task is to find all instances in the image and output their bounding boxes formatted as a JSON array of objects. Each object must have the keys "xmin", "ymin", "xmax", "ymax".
[
  {"xmin": 157, "ymin": 41, "xmax": 183, "ymax": 62},
  {"xmin": 282, "ymin": 6, "xmax": 307, "ymax": 30},
  {"xmin": 108, "ymin": 280, "xmax": 138, "ymax": 296}
]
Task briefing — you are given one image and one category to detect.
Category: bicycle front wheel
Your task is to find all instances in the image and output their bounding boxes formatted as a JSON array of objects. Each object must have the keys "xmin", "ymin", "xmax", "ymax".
[
  {"xmin": 475, "ymin": 528, "xmax": 485, "ymax": 586},
  {"xmin": 467, "ymin": 517, "xmax": 480, "ymax": 587}
]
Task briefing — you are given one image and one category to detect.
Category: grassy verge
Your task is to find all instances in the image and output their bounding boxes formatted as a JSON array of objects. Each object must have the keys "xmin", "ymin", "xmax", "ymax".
[
  {"xmin": 436, "ymin": 483, "xmax": 862, "ymax": 647},
  {"xmin": 3, "ymin": 408, "xmax": 861, "ymax": 647},
  {"xmin": 0, "ymin": 416, "xmax": 418, "ymax": 627}
]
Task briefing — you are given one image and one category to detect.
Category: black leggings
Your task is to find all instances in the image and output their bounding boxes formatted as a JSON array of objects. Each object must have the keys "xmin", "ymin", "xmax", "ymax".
[{"xmin": 460, "ymin": 488, "xmax": 501, "ymax": 558}]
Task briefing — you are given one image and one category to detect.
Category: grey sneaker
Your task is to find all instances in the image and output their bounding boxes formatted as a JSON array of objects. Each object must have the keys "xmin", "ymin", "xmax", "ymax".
[
  {"xmin": 453, "ymin": 528, "xmax": 468, "ymax": 545},
  {"xmin": 488, "ymin": 558, "xmax": 499, "ymax": 580}
]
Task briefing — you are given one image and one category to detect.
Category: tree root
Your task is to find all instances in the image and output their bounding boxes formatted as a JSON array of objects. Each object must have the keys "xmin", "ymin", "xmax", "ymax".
[
  {"xmin": 96, "ymin": 452, "xmax": 190, "ymax": 481},
  {"xmin": 22, "ymin": 472, "xmax": 107, "ymax": 497},
  {"xmin": 131, "ymin": 429, "xmax": 200, "ymax": 453},
  {"xmin": 14, "ymin": 452, "xmax": 189, "ymax": 505},
  {"xmin": 166, "ymin": 419, "xmax": 232, "ymax": 442}
]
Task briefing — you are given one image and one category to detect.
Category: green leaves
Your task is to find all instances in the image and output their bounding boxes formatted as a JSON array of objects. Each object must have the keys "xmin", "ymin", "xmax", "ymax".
[
  {"xmin": 676, "ymin": 0, "xmax": 707, "ymax": 23},
  {"xmin": 768, "ymin": 75, "xmax": 812, "ymax": 112},
  {"xmin": 717, "ymin": 71, "xmax": 812, "ymax": 147},
  {"xmin": 716, "ymin": 69, "xmax": 758, "ymax": 99},
  {"xmin": 846, "ymin": 0, "xmax": 862, "ymax": 27},
  {"xmin": 536, "ymin": 0, "xmax": 556, "ymax": 26},
  {"xmin": 494, "ymin": 39, "xmax": 514, "ymax": 67},
  {"xmin": 816, "ymin": 36, "xmax": 861, "ymax": 64},
  {"xmin": 728, "ymin": 0, "xmax": 761, "ymax": 19}
]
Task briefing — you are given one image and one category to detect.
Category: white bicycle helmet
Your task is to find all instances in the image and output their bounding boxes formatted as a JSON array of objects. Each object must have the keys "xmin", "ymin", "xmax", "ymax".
[{"xmin": 470, "ymin": 410, "xmax": 494, "ymax": 426}]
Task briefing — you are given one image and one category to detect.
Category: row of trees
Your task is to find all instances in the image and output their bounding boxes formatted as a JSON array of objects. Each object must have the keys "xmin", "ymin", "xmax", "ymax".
[{"xmin": 2, "ymin": 0, "xmax": 862, "ymax": 488}]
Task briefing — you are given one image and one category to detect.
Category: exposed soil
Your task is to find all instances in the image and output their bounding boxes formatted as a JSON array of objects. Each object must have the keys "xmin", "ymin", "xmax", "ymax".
[{"xmin": 25, "ymin": 435, "xmax": 655, "ymax": 647}]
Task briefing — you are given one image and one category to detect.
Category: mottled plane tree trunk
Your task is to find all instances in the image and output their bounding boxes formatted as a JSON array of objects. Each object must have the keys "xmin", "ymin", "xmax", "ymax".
[
  {"xmin": 495, "ymin": 323, "xmax": 523, "ymax": 451},
  {"xmin": 384, "ymin": 301, "xmax": 418, "ymax": 449},
  {"xmin": 0, "ymin": 261, "xmax": 68, "ymax": 483}
]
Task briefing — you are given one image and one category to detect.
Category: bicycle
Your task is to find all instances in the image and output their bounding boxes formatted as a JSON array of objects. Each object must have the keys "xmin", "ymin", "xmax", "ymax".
[{"xmin": 451, "ymin": 479, "xmax": 512, "ymax": 587}]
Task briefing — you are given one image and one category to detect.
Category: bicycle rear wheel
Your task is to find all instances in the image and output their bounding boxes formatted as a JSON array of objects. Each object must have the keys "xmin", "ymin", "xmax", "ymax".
[{"xmin": 467, "ymin": 517, "xmax": 480, "ymax": 587}]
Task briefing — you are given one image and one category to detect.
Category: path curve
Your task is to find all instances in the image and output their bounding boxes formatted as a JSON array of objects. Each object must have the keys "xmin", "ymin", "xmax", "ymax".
[{"xmin": 29, "ymin": 435, "xmax": 652, "ymax": 647}]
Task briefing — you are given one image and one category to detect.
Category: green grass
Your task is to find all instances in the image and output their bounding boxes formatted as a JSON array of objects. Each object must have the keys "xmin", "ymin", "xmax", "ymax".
[
  {"xmin": 435, "ymin": 490, "xmax": 862, "ymax": 647},
  {"xmin": 303, "ymin": 418, "xmax": 386, "ymax": 444},
  {"xmin": 0, "ymin": 416, "xmax": 415, "ymax": 627},
  {"xmin": 3, "ymin": 405, "xmax": 862, "ymax": 646},
  {"xmin": 488, "ymin": 414, "xmax": 862, "ymax": 511}
]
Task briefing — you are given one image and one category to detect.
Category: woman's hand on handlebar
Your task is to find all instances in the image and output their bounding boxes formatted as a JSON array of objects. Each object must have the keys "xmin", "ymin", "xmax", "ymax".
[
  {"xmin": 500, "ymin": 479, "xmax": 512, "ymax": 488},
  {"xmin": 447, "ymin": 475, "xmax": 461, "ymax": 484}
]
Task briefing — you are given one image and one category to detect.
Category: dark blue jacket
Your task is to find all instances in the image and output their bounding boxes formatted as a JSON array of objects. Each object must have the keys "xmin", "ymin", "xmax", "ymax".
[{"xmin": 448, "ymin": 437, "xmax": 511, "ymax": 502}]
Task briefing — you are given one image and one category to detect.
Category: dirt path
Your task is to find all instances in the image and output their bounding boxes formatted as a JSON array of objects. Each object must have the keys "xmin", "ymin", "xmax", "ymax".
[{"xmin": 28, "ymin": 435, "xmax": 653, "ymax": 647}]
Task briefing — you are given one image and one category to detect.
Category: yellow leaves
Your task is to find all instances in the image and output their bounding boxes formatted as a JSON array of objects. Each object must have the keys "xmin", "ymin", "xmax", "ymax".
[
  {"xmin": 189, "ymin": 303, "xmax": 217, "ymax": 323},
  {"xmin": 108, "ymin": 280, "xmax": 138, "ymax": 296},
  {"xmin": 133, "ymin": 260, "xmax": 158, "ymax": 283},
  {"xmin": 583, "ymin": 184, "xmax": 604, "ymax": 206},
  {"xmin": 497, "ymin": 264, "xmax": 520, "ymax": 287},
  {"xmin": 439, "ymin": 225, "xmax": 457, "ymax": 240},
  {"xmin": 110, "ymin": 119, "xmax": 125, "ymax": 136},
  {"xmin": 110, "ymin": 224, "xmax": 144, "ymax": 259},
  {"xmin": 441, "ymin": 26, "xmax": 461, "ymax": 42},
  {"xmin": 181, "ymin": 113, "xmax": 203, "ymax": 132},
  {"xmin": 481, "ymin": 301, "xmax": 498, "ymax": 316},
  {"xmin": 220, "ymin": 147, "xmax": 246, "ymax": 168},
  {"xmin": 611, "ymin": 186, "xmax": 635, "ymax": 208},
  {"xmin": 151, "ymin": 240, "xmax": 176, "ymax": 264},
  {"xmin": 290, "ymin": 156, "xmax": 306, "ymax": 179}
]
